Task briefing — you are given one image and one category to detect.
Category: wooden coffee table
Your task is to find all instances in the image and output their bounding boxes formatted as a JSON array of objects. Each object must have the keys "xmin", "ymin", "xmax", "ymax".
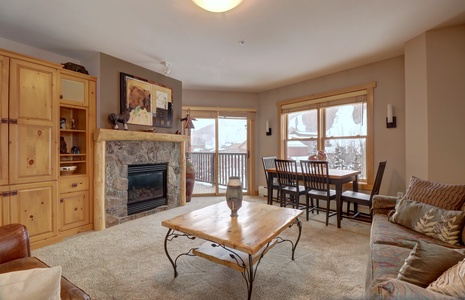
[{"xmin": 162, "ymin": 201, "xmax": 303, "ymax": 299}]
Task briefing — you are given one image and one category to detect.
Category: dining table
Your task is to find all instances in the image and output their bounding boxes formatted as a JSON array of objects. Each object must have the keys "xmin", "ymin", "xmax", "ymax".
[{"xmin": 265, "ymin": 167, "xmax": 361, "ymax": 228}]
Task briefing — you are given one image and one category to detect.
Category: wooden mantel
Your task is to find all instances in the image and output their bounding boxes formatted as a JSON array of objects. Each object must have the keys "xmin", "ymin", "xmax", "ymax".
[{"xmin": 93, "ymin": 129, "xmax": 189, "ymax": 231}]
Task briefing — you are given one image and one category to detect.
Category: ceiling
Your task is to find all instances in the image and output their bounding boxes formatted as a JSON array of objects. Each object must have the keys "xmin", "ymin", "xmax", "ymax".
[{"xmin": 1, "ymin": 0, "xmax": 465, "ymax": 93}]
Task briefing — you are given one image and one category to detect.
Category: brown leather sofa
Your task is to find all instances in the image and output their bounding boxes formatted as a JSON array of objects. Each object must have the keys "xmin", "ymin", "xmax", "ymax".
[{"xmin": 0, "ymin": 224, "xmax": 91, "ymax": 300}]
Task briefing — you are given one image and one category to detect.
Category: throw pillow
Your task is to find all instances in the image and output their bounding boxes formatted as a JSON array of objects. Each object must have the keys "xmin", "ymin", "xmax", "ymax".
[
  {"xmin": 389, "ymin": 198, "xmax": 465, "ymax": 245},
  {"xmin": 404, "ymin": 176, "xmax": 465, "ymax": 210},
  {"xmin": 427, "ymin": 258, "xmax": 465, "ymax": 298},
  {"xmin": 397, "ymin": 240, "xmax": 465, "ymax": 288},
  {"xmin": 0, "ymin": 266, "xmax": 62, "ymax": 300}
]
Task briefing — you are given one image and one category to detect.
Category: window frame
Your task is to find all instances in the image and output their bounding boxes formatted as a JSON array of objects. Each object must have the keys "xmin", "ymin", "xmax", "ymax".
[{"xmin": 278, "ymin": 82, "xmax": 376, "ymax": 189}]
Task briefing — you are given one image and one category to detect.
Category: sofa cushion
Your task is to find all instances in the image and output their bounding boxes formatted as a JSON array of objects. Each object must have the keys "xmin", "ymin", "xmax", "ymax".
[
  {"xmin": 404, "ymin": 176, "xmax": 465, "ymax": 210},
  {"xmin": 397, "ymin": 240, "xmax": 465, "ymax": 288},
  {"xmin": 427, "ymin": 258, "xmax": 465, "ymax": 298},
  {"xmin": 370, "ymin": 214, "xmax": 455, "ymax": 249},
  {"xmin": 367, "ymin": 278, "xmax": 458, "ymax": 300},
  {"xmin": 0, "ymin": 265, "xmax": 61, "ymax": 300},
  {"xmin": 389, "ymin": 198, "xmax": 465, "ymax": 245},
  {"xmin": 369, "ymin": 243, "xmax": 413, "ymax": 285},
  {"xmin": 0, "ymin": 257, "xmax": 91, "ymax": 300}
]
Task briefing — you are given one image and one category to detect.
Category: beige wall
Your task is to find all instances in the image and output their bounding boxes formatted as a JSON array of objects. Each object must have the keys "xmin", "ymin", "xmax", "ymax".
[
  {"xmin": 182, "ymin": 90, "xmax": 258, "ymax": 108},
  {"xmin": 255, "ymin": 56, "xmax": 406, "ymax": 196},
  {"xmin": 183, "ymin": 57, "xmax": 407, "ymax": 196},
  {"xmin": 405, "ymin": 25, "xmax": 465, "ymax": 184},
  {"xmin": 405, "ymin": 34, "xmax": 429, "ymax": 181}
]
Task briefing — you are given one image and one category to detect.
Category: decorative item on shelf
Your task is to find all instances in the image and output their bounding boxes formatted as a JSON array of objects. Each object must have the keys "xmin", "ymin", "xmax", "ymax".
[
  {"xmin": 71, "ymin": 118, "xmax": 76, "ymax": 129},
  {"xmin": 60, "ymin": 166, "xmax": 77, "ymax": 176},
  {"xmin": 62, "ymin": 62, "xmax": 89, "ymax": 74},
  {"xmin": 60, "ymin": 137, "xmax": 68, "ymax": 154},
  {"xmin": 60, "ymin": 117, "xmax": 66, "ymax": 129},
  {"xmin": 71, "ymin": 145, "xmax": 80, "ymax": 154},
  {"xmin": 181, "ymin": 109, "xmax": 197, "ymax": 203},
  {"xmin": 186, "ymin": 159, "xmax": 195, "ymax": 203},
  {"xmin": 108, "ymin": 109, "xmax": 130, "ymax": 130},
  {"xmin": 309, "ymin": 150, "xmax": 328, "ymax": 161},
  {"xmin": 226, "ymin": 176, "xmax": 243, "ymax": 217}
]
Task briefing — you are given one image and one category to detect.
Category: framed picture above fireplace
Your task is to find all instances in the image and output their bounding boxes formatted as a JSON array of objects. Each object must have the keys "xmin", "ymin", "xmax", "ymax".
[{"xmin": 120, "ymin": 72, "xmax": 173, "ymax": 128}]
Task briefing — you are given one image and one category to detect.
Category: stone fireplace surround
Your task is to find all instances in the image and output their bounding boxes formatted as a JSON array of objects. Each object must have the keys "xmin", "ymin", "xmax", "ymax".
[{"xmin": 94, "ymin": 129, "xmax": 188, "ymax": 230}]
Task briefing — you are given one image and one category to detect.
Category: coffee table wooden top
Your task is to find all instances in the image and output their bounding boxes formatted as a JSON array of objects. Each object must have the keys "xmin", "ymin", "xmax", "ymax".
[{"xmin": 162, "ymin": 201, "xmax": 302, "ymax": 255}]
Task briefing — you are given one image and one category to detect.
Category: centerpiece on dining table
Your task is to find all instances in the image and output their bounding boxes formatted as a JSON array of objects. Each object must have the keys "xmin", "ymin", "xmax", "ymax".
[{"xmin": 308, "ymin": 150, "xmax": 328, "ymax": 161}]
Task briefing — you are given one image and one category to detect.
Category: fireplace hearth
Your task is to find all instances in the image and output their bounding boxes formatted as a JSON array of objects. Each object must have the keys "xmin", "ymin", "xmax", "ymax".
[{"xmin": 127, "ymin": 163, "xmax": 167, "ymax": 215}]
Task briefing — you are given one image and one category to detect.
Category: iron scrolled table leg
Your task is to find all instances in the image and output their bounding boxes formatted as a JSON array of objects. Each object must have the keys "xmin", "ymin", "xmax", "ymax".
[
  {"xmin": 291, "ymin": 218, "xmax": 302, "ymax": 260},
  {"xmin": 164, "ymin": 228, "xmax": 178, "ymax": 277},
  {"xmin": 247, "ymin": 254, "xmax": 254, "ymax": 300},
  {"xmin": 164, "ymin": 228, "xmax": 197, "ymax": 278}
]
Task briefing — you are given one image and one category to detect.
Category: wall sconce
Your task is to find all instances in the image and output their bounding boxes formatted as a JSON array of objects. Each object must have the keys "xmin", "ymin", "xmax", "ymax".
[
  {"xmin": 266, "ymin": 120, "xmax": 272, "ymax": 136},
  {"xmin": 386, "ymin": 104, "xmax": 397, "ymax": 128}
]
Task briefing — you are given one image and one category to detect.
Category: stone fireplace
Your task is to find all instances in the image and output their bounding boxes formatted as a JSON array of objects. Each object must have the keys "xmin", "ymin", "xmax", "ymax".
[{"xmin": 94, "ymin": 129, "xmax": 188, "ymax": 230}]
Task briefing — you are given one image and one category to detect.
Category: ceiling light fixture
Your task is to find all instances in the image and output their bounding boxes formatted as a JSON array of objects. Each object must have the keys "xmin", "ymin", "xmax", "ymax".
[{"xmin": 192, "ymin": 0, "xmax": 243, "ymax": 13}]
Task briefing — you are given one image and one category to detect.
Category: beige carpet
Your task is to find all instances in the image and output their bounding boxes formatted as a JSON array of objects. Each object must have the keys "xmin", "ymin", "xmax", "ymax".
[{"xmin": 33, "ymin": 196, "xmax": 371, "ymax": 300}]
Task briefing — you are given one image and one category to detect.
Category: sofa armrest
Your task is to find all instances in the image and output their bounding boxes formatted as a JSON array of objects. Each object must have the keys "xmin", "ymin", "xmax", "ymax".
[
  {"xmin": 0, "ymin": 224, "xmax": 31, "ymax": 264},
  {"xmin": 372, "ymin": 195, "xmax": 398, "ymax": 216},
  {"xmin": 367, "ymin": 278, "xmax": 457, "ymax": 300}
]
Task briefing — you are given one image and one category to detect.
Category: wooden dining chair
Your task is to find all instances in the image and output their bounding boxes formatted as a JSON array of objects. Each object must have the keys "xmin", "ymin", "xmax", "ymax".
[
  {"xmin": 262, "ymin": 156, "xmax": 280, "ymax": 205},
  {"xmin": 342, "ymin": 161, "xmax": 387, "ymax": 222},
  {"xmin": 300, "ymin": 160, "xmax": 337, "ymax": 225},
  {"xmin": 274, "ymin": 159, "xmax": 306, "ymax": 209}
]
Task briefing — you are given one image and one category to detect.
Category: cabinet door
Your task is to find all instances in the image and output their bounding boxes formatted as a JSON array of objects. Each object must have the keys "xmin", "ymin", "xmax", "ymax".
[
  {"xmin": 8, "ymin": 59, "xmax": 58, "ymax": 184},
  {"xmin": 0, "ymin": 55, "xmax": 9, "ymax": 186},
  {"xmin": 9, "ymin": 181, "xmax": 58, "ymax": 242},
  {"xmin": 0, "ymin": 185, "xmax": 10, "ymax": 226},
  {"xmin": 60, "ymin": 73, "xmax": 88, "ymax": 106},
  {"xmin": 60, "ymin": 190, "xmax": 89, "ymax": 231}
]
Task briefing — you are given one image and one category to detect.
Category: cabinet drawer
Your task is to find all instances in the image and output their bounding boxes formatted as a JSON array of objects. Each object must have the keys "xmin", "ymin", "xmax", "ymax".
[{"xmin": 59, "ymin": 177, "xmax": 88, "ymax": 193}]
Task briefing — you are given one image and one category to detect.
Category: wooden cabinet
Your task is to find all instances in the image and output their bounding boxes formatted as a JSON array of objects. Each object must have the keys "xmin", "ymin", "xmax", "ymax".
[
  {"xmin": 0, "ymin": 51, "xmax": 59, "ymax": 246},
  {"xmin": 0, "ymin": 55, "xmax": 9, "ymax": 186},
  {"xmin": 8, "ymin": 181, "xmax": 58, "ymax": 243},
  {"xmin": 8, "ymin": 58, "xmax": 58, "ymax": 184},
  {"xmin": 58, "ymin": 69, "xmax": 95, "ymax": 236},
  {"xmin": 0, "ymin": 48, "xmax": 96, "ymax": 247}
]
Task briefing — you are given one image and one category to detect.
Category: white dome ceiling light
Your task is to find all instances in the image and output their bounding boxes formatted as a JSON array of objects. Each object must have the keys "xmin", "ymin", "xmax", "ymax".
[{"xmin": 192, "ymin": 0, "xmax": 243, "ymax": 13}]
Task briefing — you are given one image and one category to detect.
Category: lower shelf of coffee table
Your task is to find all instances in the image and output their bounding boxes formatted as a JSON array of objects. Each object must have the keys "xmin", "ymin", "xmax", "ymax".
[{"xmin": 192, "ymin": 239, "xmax": 277, "ymax": 272}]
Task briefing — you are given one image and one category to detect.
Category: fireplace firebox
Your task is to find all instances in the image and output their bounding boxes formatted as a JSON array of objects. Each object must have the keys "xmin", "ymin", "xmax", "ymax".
[{"xmin": 127, "ymin": 163, "xmax": 167, "ymax": 215}]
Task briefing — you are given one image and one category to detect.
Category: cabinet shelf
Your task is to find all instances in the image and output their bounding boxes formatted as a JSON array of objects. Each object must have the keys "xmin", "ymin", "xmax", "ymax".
[{"xmin": 60, "ymin": 129, "xmax": 86, "ymax": 133}]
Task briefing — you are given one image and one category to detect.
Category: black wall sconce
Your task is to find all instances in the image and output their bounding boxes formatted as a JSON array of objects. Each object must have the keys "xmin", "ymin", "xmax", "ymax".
[
  {"xmin": 266, "ymin": 120, "xmax": 272, "ymax": 136},
  {"xmin": 386, "ymin": 104, "xmax": 397, "ymax": 128}
]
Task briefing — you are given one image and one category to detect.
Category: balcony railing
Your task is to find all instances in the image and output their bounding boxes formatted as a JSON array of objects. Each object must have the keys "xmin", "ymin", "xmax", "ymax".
[{"xmin": 188, "ymin": 152, "xmax": 247, "ymax": 189}]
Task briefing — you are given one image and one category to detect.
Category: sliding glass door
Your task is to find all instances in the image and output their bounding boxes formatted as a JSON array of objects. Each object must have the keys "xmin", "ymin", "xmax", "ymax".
[{"xmin": 183, "ymin": 108, "xmax": 254, "ymax": 196}]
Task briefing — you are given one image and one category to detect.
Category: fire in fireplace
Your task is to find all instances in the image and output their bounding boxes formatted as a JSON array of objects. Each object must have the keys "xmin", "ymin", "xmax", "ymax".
[{"xmin": 127, "ymin": 163, "xmax": 167, "ymax": 215}]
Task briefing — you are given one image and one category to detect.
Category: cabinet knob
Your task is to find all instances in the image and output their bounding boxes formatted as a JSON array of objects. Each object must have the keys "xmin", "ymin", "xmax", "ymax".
[
  {"xmin": 72, "ymin": 183, "xmax": 78, "ymax": 188},
  {"xmin": 60, "ymin": 198, "xmax": 64, "ymax": 203}
]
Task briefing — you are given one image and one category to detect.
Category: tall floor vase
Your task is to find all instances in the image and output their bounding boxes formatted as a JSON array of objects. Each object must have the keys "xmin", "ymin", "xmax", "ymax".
[{"xmin": 186, "ymin": 159, "xmax": 195, "ymax": 202}]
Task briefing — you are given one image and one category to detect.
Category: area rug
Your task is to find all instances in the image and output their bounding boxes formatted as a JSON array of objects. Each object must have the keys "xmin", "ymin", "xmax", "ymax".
[{"xmin": 33, "ymin": 196, "xmax": 371, "ymax": 300}]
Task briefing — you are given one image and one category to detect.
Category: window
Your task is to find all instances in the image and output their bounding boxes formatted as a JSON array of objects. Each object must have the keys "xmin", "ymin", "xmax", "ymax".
[{"xmin": 279, "ymin": 82, "xmax": 376, "ymax": 186}]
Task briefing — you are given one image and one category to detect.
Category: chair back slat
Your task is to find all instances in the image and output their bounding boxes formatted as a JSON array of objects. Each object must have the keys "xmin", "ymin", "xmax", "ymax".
[
  {"xmin": 275, "ymin": 159, "xmax": 299, "ymax": 188},
  {"xmin": 300, "ymin": 160, "xmax": 331, "ymax": 193},
  {"xmin": 262, "ymin": 156, "xmax": 277, "ymax": 182},
  {"xmin": 370, "ymin": 161, "xmax": 387, "ymax": 198}
]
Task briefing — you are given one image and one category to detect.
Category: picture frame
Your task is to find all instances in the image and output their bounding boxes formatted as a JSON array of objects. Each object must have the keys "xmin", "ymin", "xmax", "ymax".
[{"xmin": 120, "ymin": 72, "xmax": 173, "ymax": 128}]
